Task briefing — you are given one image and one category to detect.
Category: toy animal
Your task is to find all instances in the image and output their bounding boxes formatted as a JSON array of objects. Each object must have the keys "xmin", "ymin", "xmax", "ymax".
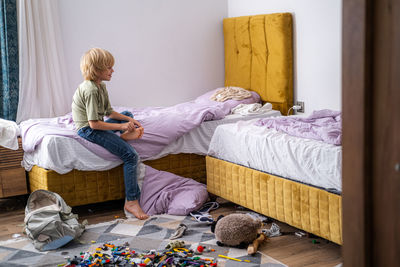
[{"xmin": 211, "ymin": 213, "xmax": 263, "ymax": 249}]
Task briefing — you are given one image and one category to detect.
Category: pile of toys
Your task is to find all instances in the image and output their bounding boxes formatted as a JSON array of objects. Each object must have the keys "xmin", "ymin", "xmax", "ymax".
[{"xmin": 61, "ymin": 242, "xmax": 218, "ymax": 267}]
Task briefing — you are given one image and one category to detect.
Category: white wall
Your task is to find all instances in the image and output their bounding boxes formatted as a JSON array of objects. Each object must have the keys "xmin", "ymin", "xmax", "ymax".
[
  {"xmin": 58, "ymin": 0, "xmax": 341, "ymax": 114},
  {"xmin": 58, "ymin": 0, "xmax": 227, "ymax": 108},
  {"xmin": 228, "ymin": 0, "xmax": 342, "ymax": 114}
]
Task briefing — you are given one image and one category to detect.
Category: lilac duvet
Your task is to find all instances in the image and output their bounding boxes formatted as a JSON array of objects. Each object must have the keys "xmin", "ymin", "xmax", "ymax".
[
  {"xmin": 255, "ymin": 109, "xmax": 342, "ymax": 145},
  {"xmin": 20, "ymin": 89, "xmax": 260, "ymax": 161}
]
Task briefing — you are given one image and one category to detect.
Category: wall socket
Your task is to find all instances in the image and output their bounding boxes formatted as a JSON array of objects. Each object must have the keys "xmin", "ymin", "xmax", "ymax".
[{"xmin": 296, "ymin": 101, "xmax": 305, "ymax": 113}]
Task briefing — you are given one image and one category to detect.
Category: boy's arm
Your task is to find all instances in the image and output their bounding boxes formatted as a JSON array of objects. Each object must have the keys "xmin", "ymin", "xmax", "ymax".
[
  {"xmin": 108, "ymin": 111, "xmax": 142, "ymax": 127},
  {"xmin": 88, "ymin": 120, "xmax": 135, "ymax": 132}
]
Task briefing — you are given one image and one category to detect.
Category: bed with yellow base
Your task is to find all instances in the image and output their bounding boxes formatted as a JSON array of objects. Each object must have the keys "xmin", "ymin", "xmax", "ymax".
[
  {"xmin": 29, "ymin": 153, "xmax": 206, "ymax": 207},
  {"xmin": 205, "ymin": 13, "xmax": 343, "ymax": 245}
]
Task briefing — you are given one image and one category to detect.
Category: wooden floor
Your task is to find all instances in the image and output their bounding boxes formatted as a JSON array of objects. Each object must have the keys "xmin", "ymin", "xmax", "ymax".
[{"xmin": 0, "ymin": 195, "xmax": 342, "ymax": 267}]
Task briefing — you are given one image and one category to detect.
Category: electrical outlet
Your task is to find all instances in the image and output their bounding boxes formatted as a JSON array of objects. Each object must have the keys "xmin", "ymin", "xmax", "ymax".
[{"xmin": 296, "ymin": 101, "xmax": 305, "ymax": 113}]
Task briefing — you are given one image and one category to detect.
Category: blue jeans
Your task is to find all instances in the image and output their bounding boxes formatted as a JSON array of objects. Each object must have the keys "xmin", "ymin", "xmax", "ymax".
[{"xmin": 77, "ymin": 111, "xmax": 140, "ymax": 201}]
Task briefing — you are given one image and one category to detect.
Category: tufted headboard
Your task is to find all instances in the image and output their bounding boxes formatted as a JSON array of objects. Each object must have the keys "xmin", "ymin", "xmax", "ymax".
[{"xmin": 223, "ymin": 13, "xmax": 293, "ymax": 115}]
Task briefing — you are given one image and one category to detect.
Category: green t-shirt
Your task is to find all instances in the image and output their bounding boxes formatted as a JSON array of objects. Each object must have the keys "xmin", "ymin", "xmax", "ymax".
[{"xmin": 72, "ymin": 80, "xmax": 114, "ymax": 131}]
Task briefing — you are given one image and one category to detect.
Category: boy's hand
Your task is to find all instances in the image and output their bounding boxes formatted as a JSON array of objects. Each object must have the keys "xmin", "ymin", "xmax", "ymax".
[
  {"xmin": 128, "ymin": 118, "xmax": 144, "ymax": 138},
  {"xmin": 121, "ymin": 121, "xmax": 135, "ymax": 132},
  {"xmin": 129, "ymin": 118, "xmax": 142, "ymax": 128}
]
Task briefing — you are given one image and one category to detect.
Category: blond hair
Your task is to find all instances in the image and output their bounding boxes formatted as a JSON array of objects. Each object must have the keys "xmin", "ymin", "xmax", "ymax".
[{"xmin": 80, "ymin": 48, "xmax": 115, "ymax": 81}]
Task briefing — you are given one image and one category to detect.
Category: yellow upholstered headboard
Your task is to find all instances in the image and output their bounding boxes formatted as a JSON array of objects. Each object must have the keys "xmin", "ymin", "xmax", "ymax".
[{"xmin": 224, "ymin": 13, "xmax": 293, "ymax": 115}]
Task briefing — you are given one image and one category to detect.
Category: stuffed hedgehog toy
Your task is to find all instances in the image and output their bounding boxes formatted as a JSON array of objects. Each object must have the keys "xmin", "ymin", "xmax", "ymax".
[{"xmin": 211, "ymin": 213, "xmax": 263, "ymax": 249}]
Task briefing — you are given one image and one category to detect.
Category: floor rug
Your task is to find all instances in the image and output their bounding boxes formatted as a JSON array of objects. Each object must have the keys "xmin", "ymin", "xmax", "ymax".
[{"xmin": 0, "ymin": 214, "xmax": 287, "ymax": 267}]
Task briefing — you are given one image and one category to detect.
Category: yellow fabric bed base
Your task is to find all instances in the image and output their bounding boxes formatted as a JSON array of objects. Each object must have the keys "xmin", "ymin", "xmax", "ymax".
[
  {"xmin": 28, "ymin": 153, "xmax": 206, "ymax": 207},
  {"xmin": 206, "ymin": 156, "xmax": 342, "ymax": 245}
]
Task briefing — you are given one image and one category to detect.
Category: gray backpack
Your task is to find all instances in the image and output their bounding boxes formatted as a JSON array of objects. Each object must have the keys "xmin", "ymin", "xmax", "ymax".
[{"xmin": 24, "ymin": 189, "xmax": 86, "ymax": 251}]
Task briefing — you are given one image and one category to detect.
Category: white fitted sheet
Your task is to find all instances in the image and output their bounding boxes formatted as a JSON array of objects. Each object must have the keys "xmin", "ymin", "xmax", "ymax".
[
  {"xmin": 22, "ymin": 110, "xmax": 281, "ymax": 174},
  {"xmin": 208, "ymin": 119, "xmax": 342, "ymax": 193}
]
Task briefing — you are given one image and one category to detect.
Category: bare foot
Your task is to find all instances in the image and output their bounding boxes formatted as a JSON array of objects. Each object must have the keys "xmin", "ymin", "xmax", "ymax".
[
  {"xmin": 121, "ymin": 127, "xmax": 143, "ymax": 141},
  {"xmin": 136, "ymin": 127, "xmax": 144, "ymax": 138},
  {"xmin": 124, "ymin": 200, "xmax": 149, "ymax": 220}
]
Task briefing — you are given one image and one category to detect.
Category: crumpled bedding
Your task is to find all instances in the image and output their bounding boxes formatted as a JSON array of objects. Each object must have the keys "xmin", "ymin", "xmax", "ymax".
[
  {"xmin": 0, "ymin": 118, "xmax": 20, "ymax": 150},
  {"xmin": 231, "ymin": 102, "xmax": 272, "ymax": 116},
  {"xmin": 139, "ymin": 165, "xmax": 208, "ymax": 215},
  {"xmin": 20, "ymin": 88, "xmax": 260, "ymax": 161},
  {"xmin": 208, "ymin": 119, "xmax": 342, "ymax": 192},
  {"xmin": 255, "ymin": 109, "xmax": 342, "ymax": 145}
]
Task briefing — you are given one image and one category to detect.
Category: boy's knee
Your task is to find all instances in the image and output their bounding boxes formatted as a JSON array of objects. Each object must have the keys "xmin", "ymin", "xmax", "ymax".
[
  {"xmin": 122, "ymin": 149, "xmax": 138, "ymax": 162},
  {"xmin": 121, "ymin": 110, "xmax": 133, "ymax": 118}
]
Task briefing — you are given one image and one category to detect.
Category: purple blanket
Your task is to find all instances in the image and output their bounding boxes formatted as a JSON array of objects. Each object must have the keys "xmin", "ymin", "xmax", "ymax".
[
  {"xmin": 20, "ymin": 89, "xmax": 260, "ymax": 160},
  {"xmin": 140, "ymin": 165, "xmax": 208, "ymax": 215},
  {"xmin": 255, "ymin": 109, "xmax": 342, "ymax": 145}
]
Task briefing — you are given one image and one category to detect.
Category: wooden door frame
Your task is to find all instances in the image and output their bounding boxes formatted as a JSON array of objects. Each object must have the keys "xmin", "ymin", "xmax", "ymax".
[
  {"xmin": 342, "ymin": 0, "xmax": 373, "ymax": 266},
  {"xmin": 342, "ymin": 0, "xmax": 399, "ymax": 266}
]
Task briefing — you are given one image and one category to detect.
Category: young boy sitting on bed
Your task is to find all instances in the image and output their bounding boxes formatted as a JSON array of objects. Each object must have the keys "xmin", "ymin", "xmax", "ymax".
[{"xmin": 72, "ymin": 47, "xmax": 148, "ymax": 220}]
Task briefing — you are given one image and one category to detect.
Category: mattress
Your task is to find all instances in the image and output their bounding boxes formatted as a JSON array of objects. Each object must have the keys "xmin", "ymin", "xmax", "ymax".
[
  {"xmin": 208, "ymin": 119, "xmax": 342, "ymax": 193},
  {"xmin": 22, "ymin": 110, "xmax": 281, "ymax": 174}
]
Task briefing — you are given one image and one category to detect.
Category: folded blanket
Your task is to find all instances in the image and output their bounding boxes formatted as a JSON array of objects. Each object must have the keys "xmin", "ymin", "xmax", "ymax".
[
  {"xmin": 231, "ymin": 102, "xmax": 272, "ymax": 116},
  {"xmin": 255, "ymin": 109, "xmax": 342, "ymax": 145},
  {"xmin": 0, "ymin": 118, "xmax": 20, "ymax": 150},
  {"xmin": 210, "ymin": 86, "xmax": 252, "ymax": 102}
]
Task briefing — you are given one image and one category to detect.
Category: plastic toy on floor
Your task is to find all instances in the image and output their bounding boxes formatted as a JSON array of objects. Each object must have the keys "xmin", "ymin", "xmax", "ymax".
[{"xmin": 165, "ymin": 240, "xmax": 185, "ymax": 249}]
